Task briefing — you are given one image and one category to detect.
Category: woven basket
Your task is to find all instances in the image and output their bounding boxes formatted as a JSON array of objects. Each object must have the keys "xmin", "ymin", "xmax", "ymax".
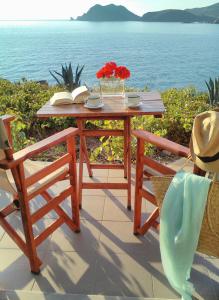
[{"xmin": 151, "ymin": 176, "xmax": 219, "ymax": 258}]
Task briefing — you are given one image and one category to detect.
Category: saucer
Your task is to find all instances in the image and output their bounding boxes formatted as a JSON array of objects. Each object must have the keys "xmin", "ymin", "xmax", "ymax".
[
  {"xmin": 127, "ymin": 101, "xmax": 142, "ymax": 108},
  {"xmin": 84, "ymin": 103, "xmax": 104, "ymax": 109}
]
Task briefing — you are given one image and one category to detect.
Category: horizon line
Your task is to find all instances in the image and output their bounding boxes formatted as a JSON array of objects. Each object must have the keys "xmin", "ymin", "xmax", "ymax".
[{"xmin": 0, "ymin": 18, "xmax": 71, "ymax": 21}]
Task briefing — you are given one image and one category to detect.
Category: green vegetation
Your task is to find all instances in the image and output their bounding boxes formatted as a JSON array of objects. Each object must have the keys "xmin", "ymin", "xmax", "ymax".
[
  {"xmin": 0, "ymin": 78, "xmax": 211, "ymax": 162},
  {"xmin": 186, "ymin": 2, "xmax": 219, "ymax": 19},
  {"xmin": 90, "ymin": 87, "xmax": 210, "ymax": 162},
  {"xmin": 205, "ymin": 77, "xmax": 219, "ymax": 106},
  {"xmin": 49, "ymin": 63, "xmax": 84, "ymax": 92},
  {"xmin": 141, "ymin": 9, "xmax": 213, "ymax": 23},
  {"xmin": 0, "ymin": 78, "xmax": 76, "ymax": 153},
  {"xmin": 75, "ymin": 3, "xmax": 219, "ymax": 23},
  {"xmin": 77, "ymin": 4, "xmax": 140, "ymax": 21}
]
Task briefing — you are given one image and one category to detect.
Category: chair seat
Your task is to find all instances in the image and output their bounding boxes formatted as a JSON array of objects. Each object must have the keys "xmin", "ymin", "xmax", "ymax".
[{"xmin": 0, "ymin": 160, "xmax": 68, "ymax": 195}]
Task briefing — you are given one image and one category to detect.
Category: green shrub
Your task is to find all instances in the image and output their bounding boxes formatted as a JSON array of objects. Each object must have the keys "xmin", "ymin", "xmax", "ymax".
[
  {"xmin": 0, "ymin": 79, "xmax": 211, "ymax": 162},
  {"xmin": 0, "ymin": 78, "xmax": 76, "ymax": 152},
  {"xmin": 89, "ymin": 87, "xmax": 210, "ymax": 162}
]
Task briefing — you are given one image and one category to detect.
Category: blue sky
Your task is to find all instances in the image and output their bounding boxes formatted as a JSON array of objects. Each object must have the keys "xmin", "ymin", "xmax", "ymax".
[{"xmin": 0, "ymin": 0, "xmax": 218, "ymax": 20}]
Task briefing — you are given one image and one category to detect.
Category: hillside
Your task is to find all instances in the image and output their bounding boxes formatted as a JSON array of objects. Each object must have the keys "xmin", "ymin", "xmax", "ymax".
[
  {"xmin": 142, "ymin": 9, "xmax": 213, "ymax": 23},
  {"xmin": 186, "ymin": 2, "xmax": 219, "ymax": 18},
  {"xmin": 77, "ymin": 4, "xmax": 140, "ymax": 21}
]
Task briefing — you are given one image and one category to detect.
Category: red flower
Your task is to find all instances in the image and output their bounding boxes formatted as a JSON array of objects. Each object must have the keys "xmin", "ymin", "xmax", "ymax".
[
  {"xmin": 105, "ymin": 61, "xmax": 117, "ymax": 70},
  {"xmin": 96, "ymin": 61, "xmax": 131, "ymax": 80},
  {"xmin": 115, "ymin": 66, "xmax": 130, "ymax": 80}
]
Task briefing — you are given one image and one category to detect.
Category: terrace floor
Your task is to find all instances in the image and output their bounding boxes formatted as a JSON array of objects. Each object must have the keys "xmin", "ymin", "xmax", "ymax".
[{"xmin": 0, "ymin": 160, "xmax": 218, "ymax": 300}]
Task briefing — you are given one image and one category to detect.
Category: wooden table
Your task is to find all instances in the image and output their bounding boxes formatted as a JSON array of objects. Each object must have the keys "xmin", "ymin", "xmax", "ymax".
[{"xmin": 37, "ymin": 91, "xmax": 165, "ymax": 210}]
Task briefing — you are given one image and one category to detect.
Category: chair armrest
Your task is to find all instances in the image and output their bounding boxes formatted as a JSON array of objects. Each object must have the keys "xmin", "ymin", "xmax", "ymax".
[
  {"xmin": 2, "ymin": 115, "xmax": 15, "ymax": 146},
  {"xmin": 2, "ymin": 115, "xmax": 15, "ymax": 123},
  {"xmin": 132, "ymin": 130, "xmax": 189, "ymax": 157},
  {"xmin": 13, "ymin": 127, "xmax": 79, "ymax": 162}
]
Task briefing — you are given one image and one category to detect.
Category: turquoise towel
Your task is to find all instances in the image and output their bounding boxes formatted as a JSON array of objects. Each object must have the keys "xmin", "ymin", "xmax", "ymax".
[{"xmin": 160, "ymin": 171, "xmax": 211, "ymax": 300}]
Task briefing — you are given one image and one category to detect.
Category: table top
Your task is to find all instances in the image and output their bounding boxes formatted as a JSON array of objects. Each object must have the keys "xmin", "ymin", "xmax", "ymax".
[{"xmin": 37, "ymin": 91, "xmax": 165, "ymax": 119}]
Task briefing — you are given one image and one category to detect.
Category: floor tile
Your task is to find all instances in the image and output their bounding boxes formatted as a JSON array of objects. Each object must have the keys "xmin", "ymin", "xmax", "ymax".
[
  {"xmin": 60, "ymin": 195, "xmax": 105, "ymax": 221},
  {"xmin": 83, "ymin": 177, "xmax": 109, "ymax": 196},
  {"xmin": 201, "ymin": 257, "xmax": 219, "ymax": 300},
  {"xmin": 77, "ymin": 163, "xmax": 109, "ymax": 178},
  {"xmin": 190, "ymin": 256, "xmax": 217, "ymax": 300},
  {"xmin": 32, "ymin": 251, "xmax": 97, "ymax": 294},
  {"xmin": 0, "ymin": 190, "xmax": 13, "ymax": 209},
  {"xmin": 102, "ymin": 196, "xmax": 149, "ymax": 222},
  {"xmin": 167, "ymin": 158, "xmax": 194, "ymax": 173},
  {"xmin": 0, "ymin": 249, "xmax": 37, "ymax": 291},
  {"xmin": 106, "ymin": 178, "xmax": 133, "ymax": 197},
  {"xmin": 93, "ymin": 251, "xmax": 153, "ymax": 297},
  {"xmin": 83, "ymin": 176, "xmax": 109, "ymax": 184},
  {"xmin": 150, "ymin": 262, "xmax": 179, "ymax": 299},
  {"xmin": 50, "ymin": 219, "xmax": 101, "ymax": 253},
  {"xmin": 108, "ymin": 169, "xmax": 126, "ymax": 178},
  {"xmin": 80, "ymin": 195, "xmax": 105, "ymax": 220},
  {"xmin": 0, "ymin": 227, "xmax": 5, "ymax": 241},
  {"xmin": 102, "ymin": 196, "xmax": 134, "ymax": 222},
  {"xmin": 1, "ymin": 160, "xmax": 219, "ymax": 298},
  {"xmin": 0, "ymin": 217, "xmax": 53, "ymax": 252},
  {"xmin": 152, "ymin": 255, "xmax": 217, "ymax": 300},
  {"xmin": 99, "ymin": 221, "xmax": 160, "ymax": 259},
  {"xmin": 83, "ymin": 189, "xmax": 108, "ymax": 197}
]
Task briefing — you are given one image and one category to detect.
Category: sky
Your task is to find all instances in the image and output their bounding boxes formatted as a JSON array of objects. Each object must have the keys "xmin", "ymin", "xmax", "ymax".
[{"xmin": 0, "ymin": 0, "xmax": 218, "ymax": 20}]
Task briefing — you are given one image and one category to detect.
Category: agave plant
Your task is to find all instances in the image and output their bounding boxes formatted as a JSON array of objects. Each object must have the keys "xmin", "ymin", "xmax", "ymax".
[
  {"xmin": 49, "ymin": 63, "xmax": 84, "ymax": 92},
  {"xmin": 205, "ymin": 77, "xmax": 219, "ymax": 106}
]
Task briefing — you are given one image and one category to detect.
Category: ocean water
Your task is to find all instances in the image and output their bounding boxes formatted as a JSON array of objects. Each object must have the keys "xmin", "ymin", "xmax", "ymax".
[{"xmin": 0, "ymin": 20, "xmax": 219, "ymax": 90}]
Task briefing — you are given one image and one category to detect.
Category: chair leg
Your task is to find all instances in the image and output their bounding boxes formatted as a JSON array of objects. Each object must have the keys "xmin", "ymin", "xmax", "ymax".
[
  {"xmin": 78, "ymin": 136, "xmax": 84, "ymax": 210},
  {"xmin": 16, "ymin": 165, "xmax": 41, "ymax": 274},
  {"xmin": 77, "ymin": 119, "xmax": 93, "ymax": 178},
  {"xmin": 134, "ymin": 138, "xmax": 145, "ymax": 235},
  {"xmin": 124, "ymin": 118, "xmax": 128, "ymax": 179},
  {"xmin": 138, "ymin": 208, "xmax": 159, "ymax": 235},
  {"xmin": 19, "ymin": 200, "xmax": 41, "ymax": 274},
  {"xmin": 67, "ymin": 137, "xmax": 80, "ymax": 232},
  {"xmin": 125, "ymin": 117, "xmax": 132, "ymax": 210}
]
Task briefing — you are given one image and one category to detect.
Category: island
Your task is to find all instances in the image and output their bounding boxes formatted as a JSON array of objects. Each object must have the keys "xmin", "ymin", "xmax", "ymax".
[
  {"xmin": 76, "ymin": 4, "xmax": 140, "ymax": 22},
  {"xmin": 142, "ymin": 9, "xmax": 213, "ymax": 23},
  {"xmin": 70, "ymin": 2, "xmax": 219, "ymax": 24}
]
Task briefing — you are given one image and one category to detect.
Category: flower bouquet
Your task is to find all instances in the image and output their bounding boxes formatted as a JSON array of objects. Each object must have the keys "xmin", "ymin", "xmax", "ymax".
[{"xmin": 96, "ymin": 62, "xmax": 130, "ymax": 98}]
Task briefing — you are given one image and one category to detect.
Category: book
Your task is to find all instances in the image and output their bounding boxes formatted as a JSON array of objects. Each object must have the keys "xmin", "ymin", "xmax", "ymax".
[{"xmin": 50, "ymin": 86, "xmax": 90, "ymax": 106}]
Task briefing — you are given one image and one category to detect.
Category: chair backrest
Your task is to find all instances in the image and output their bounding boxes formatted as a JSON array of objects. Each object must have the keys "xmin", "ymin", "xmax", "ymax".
[
  {"xmin": 0, "ymin": 118, "xmax": 10, "ymax": 160},
  {"xmin": 0, "ymin": 117, "xmax": 16, "ymax": 194}
]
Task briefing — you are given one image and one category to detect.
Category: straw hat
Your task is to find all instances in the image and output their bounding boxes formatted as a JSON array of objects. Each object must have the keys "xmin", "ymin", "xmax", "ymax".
[{"xmin": 190, "ymin": 110, "xmax": 219, "ymax": 172}]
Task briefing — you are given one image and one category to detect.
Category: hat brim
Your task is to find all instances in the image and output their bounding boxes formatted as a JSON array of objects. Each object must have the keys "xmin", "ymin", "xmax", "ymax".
[{"xmin": 190, "ymin": 137, "xmax": 219, "ymax": 172}]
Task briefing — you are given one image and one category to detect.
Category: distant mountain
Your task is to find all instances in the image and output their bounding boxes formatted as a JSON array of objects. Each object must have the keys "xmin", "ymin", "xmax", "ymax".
[
  {"xmin": 77, "ymin": 4, "xmax": 140, "ymax": 21},
  {"xmin": 186, "ymin": 2, "xmax": 219, "ymax": 19},
  {"xmin": 74, "ymin": 2, "xmax": 219, "ymax": 23},
  {"xmin": 142, "ymin": 9, "xmax": 213, "ymax": 23}
]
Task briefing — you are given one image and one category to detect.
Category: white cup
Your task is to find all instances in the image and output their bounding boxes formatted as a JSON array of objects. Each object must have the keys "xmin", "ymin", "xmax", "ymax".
[
  {"xmin": 87, "ymin": 95, "xmax": 101, "ymax": 107},
  {"xmin": 127, "ymin": 94, "xmax": 140, "ymax": 106}
]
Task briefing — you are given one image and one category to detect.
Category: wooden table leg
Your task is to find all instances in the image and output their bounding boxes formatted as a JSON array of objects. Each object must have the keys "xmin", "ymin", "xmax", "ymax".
[
  {"xmin": 77, "ymin": 120, "xmax": 93, "ymax": 178},
  {"xmin": 123, "ymin": 118, "xmax": 128, "ymax": 179},
  {"xmin": 125, "ymin": 117, "xmax": 132, "ymax": 210},
  {"xmin": 133, "ymin": 138, "xmax": 144, "ymax": 234}
]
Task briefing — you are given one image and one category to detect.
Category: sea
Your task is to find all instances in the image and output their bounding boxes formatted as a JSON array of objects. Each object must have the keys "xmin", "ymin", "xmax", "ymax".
[{"xmin": 0, "ymin": 20, "xmax": 219, "ymax": 91}]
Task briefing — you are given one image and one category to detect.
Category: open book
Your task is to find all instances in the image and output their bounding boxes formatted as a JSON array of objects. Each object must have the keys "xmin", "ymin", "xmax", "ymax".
[{"xmin": 50, "ymin": 86, "xmax": 90, "ymax": 106}]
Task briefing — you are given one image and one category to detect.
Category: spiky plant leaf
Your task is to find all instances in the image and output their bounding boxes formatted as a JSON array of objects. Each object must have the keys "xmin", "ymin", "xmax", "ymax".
[
  {"xmin": 49, "ymin": 70, "xmax": 63, "ymax": 86},
  {"xmin": 49, "ymin": 62, "xmax": 85, "ymax": 92}
]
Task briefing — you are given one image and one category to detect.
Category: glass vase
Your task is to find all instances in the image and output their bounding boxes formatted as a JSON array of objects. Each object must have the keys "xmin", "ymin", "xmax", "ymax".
[{"xmin": 99, "ymin": 77, "xmax": 125, "ymax": 98}]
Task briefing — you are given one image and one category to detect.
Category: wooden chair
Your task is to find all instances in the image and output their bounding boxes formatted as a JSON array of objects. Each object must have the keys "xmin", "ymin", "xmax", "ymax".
[
  {"xmin": 0, "ymin": 115, "xmax": 80, "ymax": 274},
  {"xmin": 132, "ymin": 130, "xmax": 205, "ymax": 236}
]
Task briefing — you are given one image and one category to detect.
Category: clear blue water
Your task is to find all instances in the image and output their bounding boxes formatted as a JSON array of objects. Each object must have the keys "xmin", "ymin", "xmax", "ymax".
[{"xmin": 0, "ymin": 20, "xmax": 219, "ymax": 90}]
